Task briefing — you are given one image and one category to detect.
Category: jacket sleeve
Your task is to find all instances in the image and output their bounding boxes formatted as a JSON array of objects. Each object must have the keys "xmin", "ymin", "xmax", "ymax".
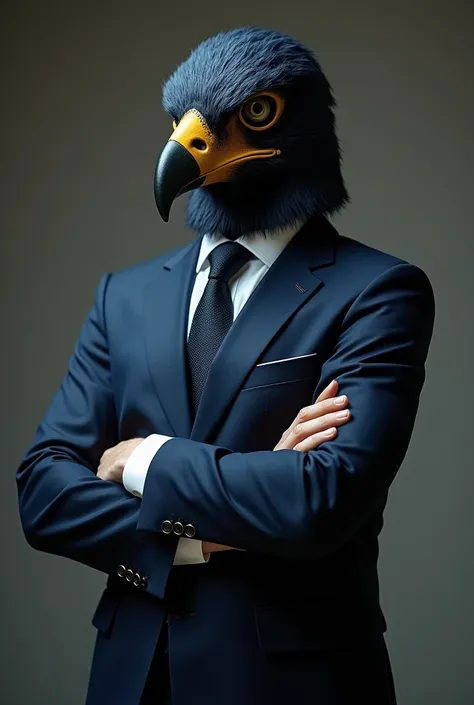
[
  {"xmin": 16, "ymin": 274, "xmax": 177, "ymax": 599},
  {"xmin": 138, "ymin": 263, "xmax": 435, "ymax": 560}
]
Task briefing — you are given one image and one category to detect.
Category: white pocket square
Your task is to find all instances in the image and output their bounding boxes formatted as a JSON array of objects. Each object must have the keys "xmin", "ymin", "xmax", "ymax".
[{"xmin": 256, "ymin": 352, "xmax": 317, "ymax": 367}]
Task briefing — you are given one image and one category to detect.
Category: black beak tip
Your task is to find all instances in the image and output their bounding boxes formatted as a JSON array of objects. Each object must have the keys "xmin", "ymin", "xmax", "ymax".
[
  {"xmin": 154, "ymin": 188, "xmax": 170, "ymax": 222},
  {"xmin": 154, "ymin": 140, "xmax": 201, "ymax": 222}
]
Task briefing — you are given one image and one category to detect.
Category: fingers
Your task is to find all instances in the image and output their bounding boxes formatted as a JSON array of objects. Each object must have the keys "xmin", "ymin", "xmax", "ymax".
[
  {"xmin": 97, "ymin": 458, "xmax": 120, "ymax": 481},
  {"xmin": 315, "ymin": 378, "xmax": 338, "ymax": 403},
  {"xmin": 97, "ymin": 463, "xmax": 111, "ymax": 480},
  {"xmin": 281, "ymin": 380, "xmax": 340, "ymax": 441},
  {"xmin": 292, "ymin": 406, "xmax": 351, "ymax": 447},
  {"xmin": 302, "ymin": 407, "xmax": 350, "ymax": 433},
  {"xmin": 298, "ymin": 392, "xmax": 348, "ymax": 423},
  {"xmin": 294, "ymin": 427, "xmax": 338, "ymax": 452},
  {"xmin": 275, "ymin": 381, "xmax": 349, "ymax": 452}
]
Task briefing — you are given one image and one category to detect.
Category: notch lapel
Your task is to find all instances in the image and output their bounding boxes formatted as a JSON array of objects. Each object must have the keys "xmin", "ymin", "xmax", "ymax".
[
  {"xmin": 144, "ymin": 237, "xmax": 200, "ymax": 439},
  {"xmin": 190, "ymin": 218, "xmax": 337, "ymax": 443}
]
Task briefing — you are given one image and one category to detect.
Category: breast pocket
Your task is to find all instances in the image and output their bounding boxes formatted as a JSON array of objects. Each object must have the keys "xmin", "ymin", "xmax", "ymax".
[
  {"xmin": 242, "ymin": 353, "xmax": 320, "ymax": 391},
  {"xmin": 233, "ymin": 354, "xmax": 321, "ymax": 451}
]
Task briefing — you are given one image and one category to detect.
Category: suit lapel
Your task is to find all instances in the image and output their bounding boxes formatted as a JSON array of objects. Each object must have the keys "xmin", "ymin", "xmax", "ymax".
[
  {"xmin": 144, "ymin": 237, "xmax": 200, "ymax": 439},
  {"xmin": 190, "ymin": 217, "xmax": 337, "ymax": 443}
]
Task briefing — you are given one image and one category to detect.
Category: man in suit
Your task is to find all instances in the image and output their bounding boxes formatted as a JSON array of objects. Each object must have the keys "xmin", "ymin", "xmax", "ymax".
[{"xmin": 17, "ymin": 27, "xmax": 435, "ymax": 705}]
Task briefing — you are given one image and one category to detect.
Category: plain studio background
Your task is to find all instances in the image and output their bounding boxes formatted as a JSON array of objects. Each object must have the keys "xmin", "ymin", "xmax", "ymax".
[{"xmin": 1, "ymin": 1, "xmax": 473, "ymax": 703}]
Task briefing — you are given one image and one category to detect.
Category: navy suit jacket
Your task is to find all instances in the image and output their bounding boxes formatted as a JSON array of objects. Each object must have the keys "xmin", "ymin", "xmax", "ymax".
[{"xmin": 17, "ymin": 217, "xmax": 435, "ymax": 705}]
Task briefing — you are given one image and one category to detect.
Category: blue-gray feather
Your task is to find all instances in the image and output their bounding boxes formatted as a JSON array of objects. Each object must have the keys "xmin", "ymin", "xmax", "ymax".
[
  {"xmin": 163, "ymin": 27, "xmax": 324, "ymax": 126},
  {"xmin": 162, "ymin": 27, "xmax": 349, "ymax": 239}
]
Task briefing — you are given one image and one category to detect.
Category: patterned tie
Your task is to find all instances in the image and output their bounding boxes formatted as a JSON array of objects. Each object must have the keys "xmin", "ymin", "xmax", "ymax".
[{"xmin": 187, "ymin": 241, "xmax": 255, "ymax": 418}]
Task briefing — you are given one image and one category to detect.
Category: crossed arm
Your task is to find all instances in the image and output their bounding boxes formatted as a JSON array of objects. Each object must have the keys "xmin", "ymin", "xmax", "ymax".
[
  {"xmin": 16, "ymin": 263, "xmax": 434, "ymax": 597},
  {"xmin": 131, "ymin": 263, "xmax": 434, "ymax": 561},
  {"xmin": 96, "ymin": 378, "xmax": 352, "ymax": 556}
]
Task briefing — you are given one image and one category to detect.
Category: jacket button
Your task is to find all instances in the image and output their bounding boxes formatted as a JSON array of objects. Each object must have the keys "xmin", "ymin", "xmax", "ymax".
[
  {"xmin": 125, "ymin": 568, "xmax": 134, "ymax": 582},
  {"xmin": 140, "ymin": 574, "xmax": 148, "ymax": 589},
  {"xmin": 161, "ymin": 519, "xmax": 173, "ymax": 535},
  {"xmin": 184, "ymin": 523, "xmax": 196, "ymax": 538},
  {"xmin": 173, "ymin": 520, "xmax": 184, "ymax": 536},
  {"xmin": 117, "ymin": 564, "xmax": 126, "ymax": 578},
  {"xmin": 132, "ymin": 572, "xmax": 141, "ymax": 587}
]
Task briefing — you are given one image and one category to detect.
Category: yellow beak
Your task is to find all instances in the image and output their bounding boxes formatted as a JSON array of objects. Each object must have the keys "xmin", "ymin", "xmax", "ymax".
[{"xmin": 154, "ymin": 109, "xmax": 281, "ymax": 221}]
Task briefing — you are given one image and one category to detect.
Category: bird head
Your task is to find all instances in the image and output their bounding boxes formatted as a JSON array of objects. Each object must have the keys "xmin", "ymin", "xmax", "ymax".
[{"xmin": 155, "ymin": 27, "xmax": 348, "ymax": 240}]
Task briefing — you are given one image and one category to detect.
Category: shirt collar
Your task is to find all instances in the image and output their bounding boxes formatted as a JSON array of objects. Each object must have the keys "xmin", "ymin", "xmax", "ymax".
[{"xmin": 195, "ymin": 222, "xmax": 304, "ymax": 274}]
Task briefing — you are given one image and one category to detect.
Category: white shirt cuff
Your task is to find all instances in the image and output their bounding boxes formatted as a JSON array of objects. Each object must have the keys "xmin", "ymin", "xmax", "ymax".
[
  {"xmin": 123, "ymin": 434, "xmax": 208, "ymax": 566},
  {"xmin": 173, "ymin": 538, "xmax": 209, "ymax": 565},
  {"xmin": 123, "ymin": 434, "xmax": 171, "ymax": 498}
]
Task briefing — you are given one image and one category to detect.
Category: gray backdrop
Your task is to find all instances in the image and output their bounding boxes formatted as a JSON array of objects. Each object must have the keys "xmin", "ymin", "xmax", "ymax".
[{"xmin": 2, "ymin": 1, "xmax": 473, "ymax": 703}]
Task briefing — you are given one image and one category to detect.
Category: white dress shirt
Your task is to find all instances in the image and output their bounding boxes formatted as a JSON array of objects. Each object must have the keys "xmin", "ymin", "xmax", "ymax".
[{"xmin": 123, "ymin": 223, "xmax": 302, "ymax": 564}]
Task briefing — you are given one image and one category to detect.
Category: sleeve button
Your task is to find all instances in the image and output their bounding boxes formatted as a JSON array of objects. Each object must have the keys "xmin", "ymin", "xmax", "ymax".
[
  {"xmin": 173, "ymin": 520, "xmax": 184, "ymax": 536},
  {"xmin": 161, "ymin": 519, "xmax": 173, "ymax": 535},
  {"xmin": 184, "ymin": 523, "xmax": 196, "ymax": 538},
  {"xmin": 117, "ymin": 564, "xmax": 126, "ymax": 578},
  {"xmin": 132, "ymin": 572, "xmax": 141, "ymax": 587},
  {"xmin": 125, "ymin": 568, "xmax": 134, "ymax": 582}
]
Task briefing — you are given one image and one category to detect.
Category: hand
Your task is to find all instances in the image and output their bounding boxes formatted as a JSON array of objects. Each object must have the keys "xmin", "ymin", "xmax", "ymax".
[
  {"xmin": 98, "ymin": 439, "xmax": 232, "ymax": 555},
  {"xmin": 97, "ymin": 438, "xmax": 145, "ymax": 484},
  {"xmin": 204, "ymin": 381, "xmax": 350, "ymax": 554},
  {"xmin": 273, "ymin": 379, "xmax": 350, "ymax": 452}
]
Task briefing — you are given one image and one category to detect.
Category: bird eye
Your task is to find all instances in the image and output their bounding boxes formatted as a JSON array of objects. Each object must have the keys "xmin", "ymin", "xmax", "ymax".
[
  {"xmin": 239, "ymin": 92, "xmax": 283, "ymax": 131},
  {"xmin": 245, "ymin": 99, "xmax": 272, "ymax": 123}
]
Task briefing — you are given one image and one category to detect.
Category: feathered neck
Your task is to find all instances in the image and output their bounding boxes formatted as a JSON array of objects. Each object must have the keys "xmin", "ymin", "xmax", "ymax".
[{"xmin": 185, "ymin": 174, "xmax": 348, "ymax": 241}]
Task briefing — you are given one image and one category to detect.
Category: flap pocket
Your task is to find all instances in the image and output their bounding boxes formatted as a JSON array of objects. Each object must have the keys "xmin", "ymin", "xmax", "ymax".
[
  {"xmin": 242, "ymin": 353, "xmax": 319, "ymax": 391},
  {"xmin": 255, "ymin": 602, "xmax": 387, "ymax": 653},
  {"xmin": 91, "ymin": 588, "xmax": 121, "ymax": 636}
]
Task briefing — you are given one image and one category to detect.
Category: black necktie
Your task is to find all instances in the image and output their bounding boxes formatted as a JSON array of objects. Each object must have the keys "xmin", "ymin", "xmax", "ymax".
[{"xmin": 187, "ymin": 241, "xmax": 255, "ymax": 417}]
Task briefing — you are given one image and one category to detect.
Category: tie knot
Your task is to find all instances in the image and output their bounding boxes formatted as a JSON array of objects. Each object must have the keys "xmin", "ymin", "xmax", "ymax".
[{"xmin": 207, "ymin": 242, "xmax": 255, "ymax": 283}]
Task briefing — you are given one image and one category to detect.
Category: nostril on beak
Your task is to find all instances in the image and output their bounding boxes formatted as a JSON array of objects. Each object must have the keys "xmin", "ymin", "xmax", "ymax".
[{"xmin": 191, "ymin": 138, "xmax": 207, "ymax": 152}]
